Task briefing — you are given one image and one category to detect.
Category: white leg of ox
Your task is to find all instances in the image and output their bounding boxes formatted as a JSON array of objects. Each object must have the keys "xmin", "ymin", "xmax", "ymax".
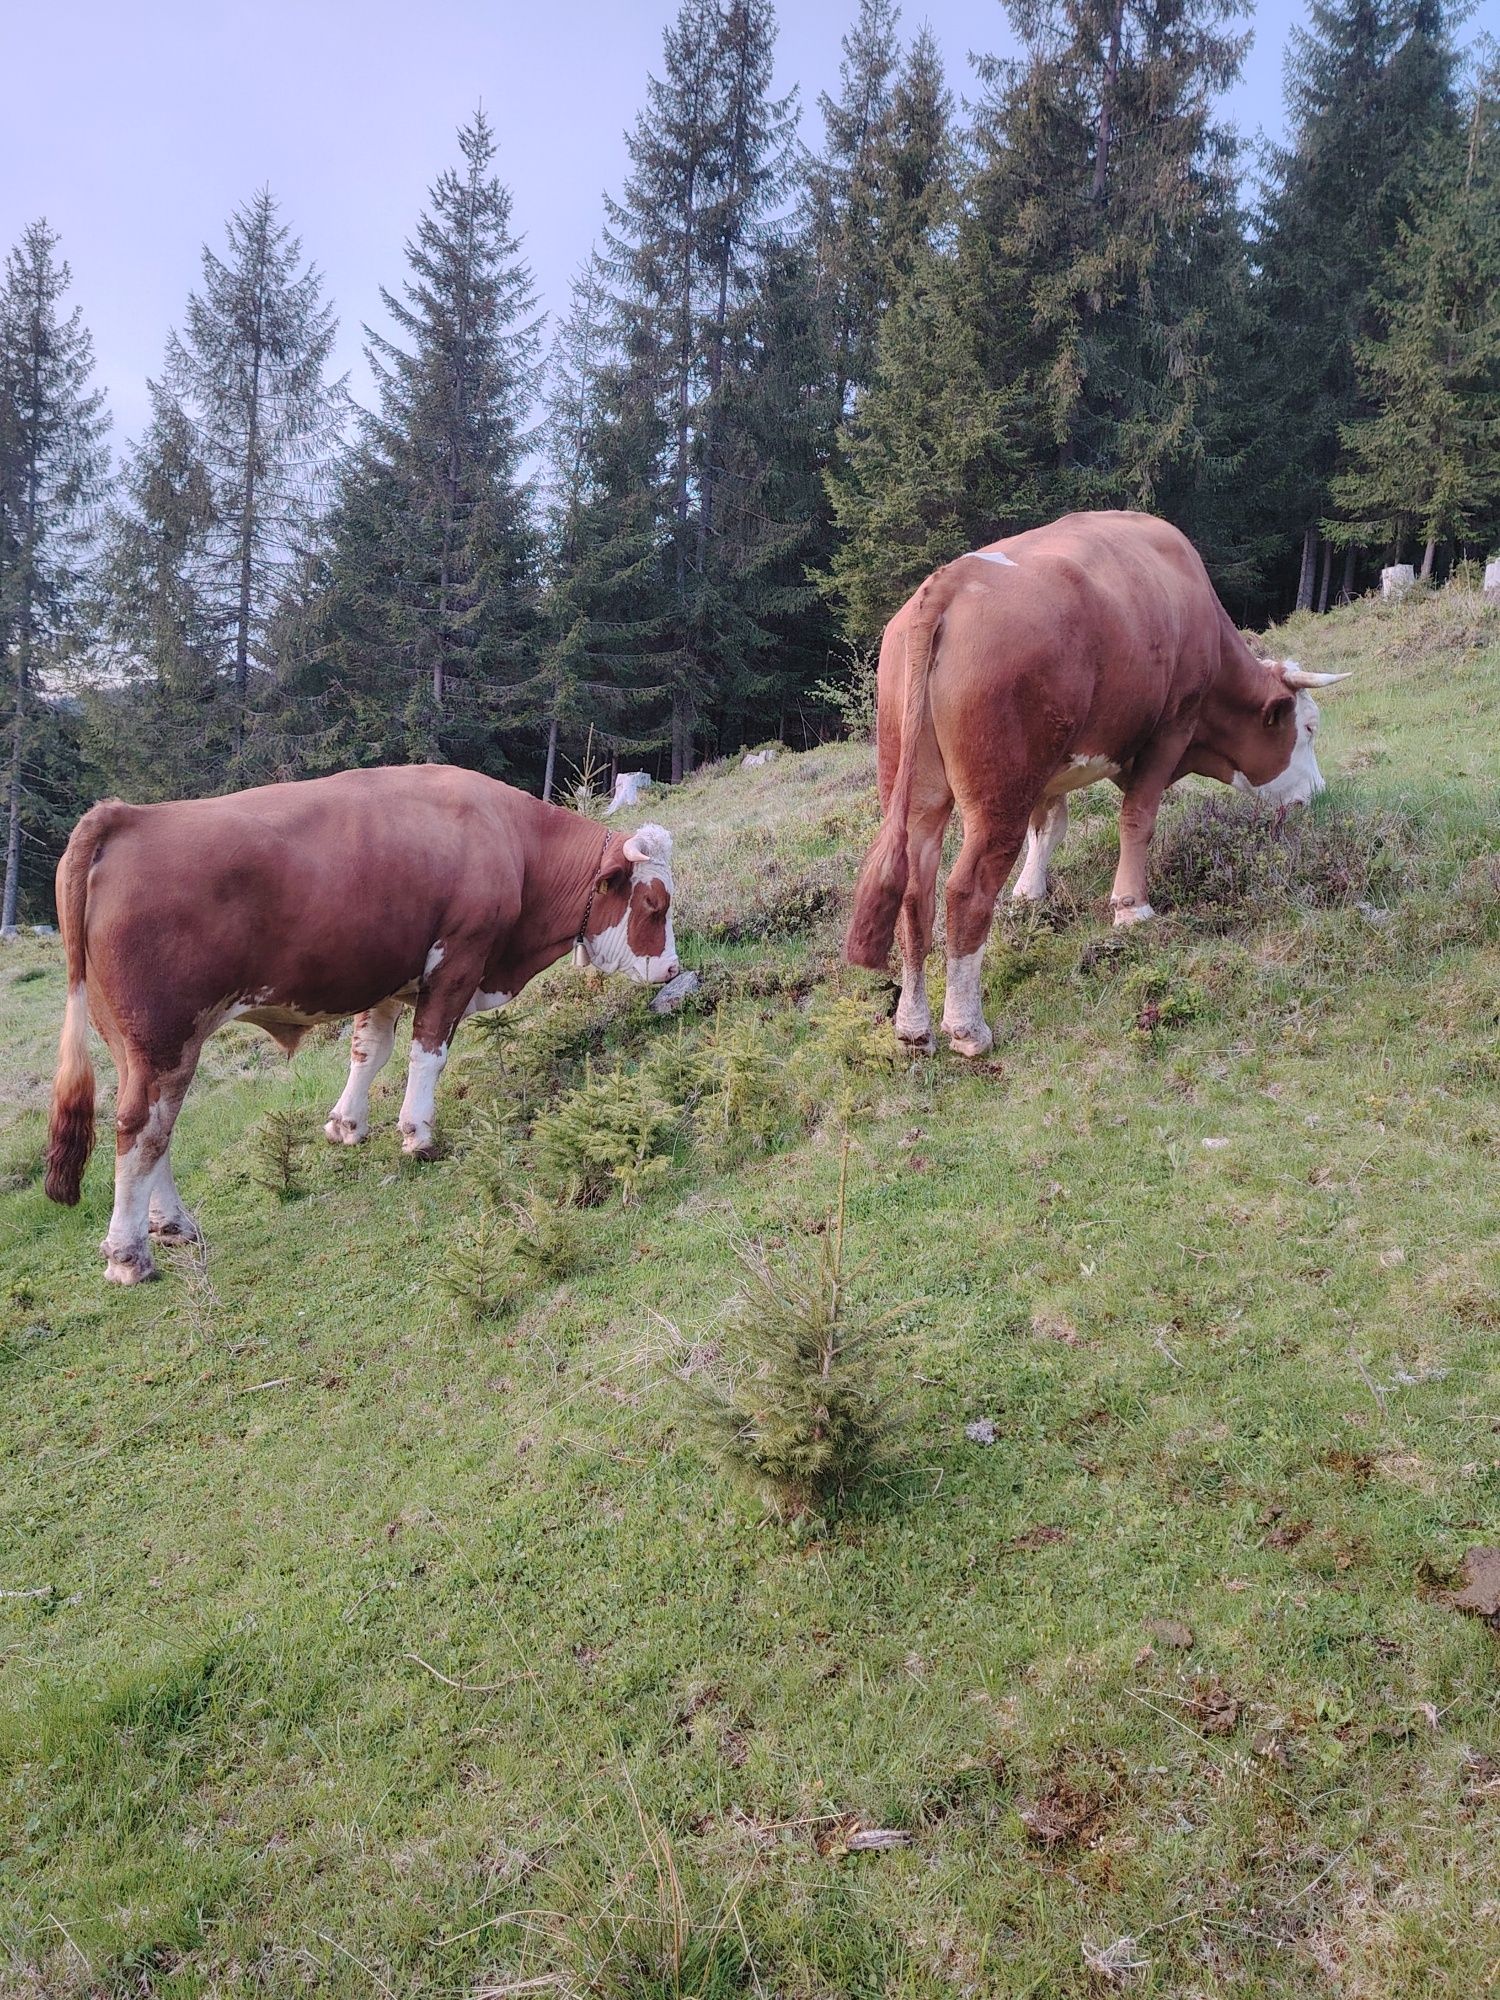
[
  {"xmin": 103, "ymin": 1075, "xmax": 193, "ymax": 1284},
  {"xmin": 941, "ymin": 948, "xmax": 993, "ymax": 1058},
  {"xmin": 894, "ymin": 956, "xmax": 934, "ymax": 1052},
  {"xmin": 326, "ymin": 998, "xmax": 404, "ymax": 1145},
  {"xmin": 147, "ymin": 1154, "xmax": 200, "ymax": 1245},
  {"xmin": 1013, "ymin": 796, "xmax": 1068, "ymax": 903},
  {"xmin": 398, "ymin": 1040, "xmax": 449, "ymax": 1159}
]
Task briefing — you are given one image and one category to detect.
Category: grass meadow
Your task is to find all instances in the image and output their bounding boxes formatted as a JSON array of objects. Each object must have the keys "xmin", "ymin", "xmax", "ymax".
[{"xmin": 1, "ymin": 585, "xmax": 1497, "ymax": 1997}]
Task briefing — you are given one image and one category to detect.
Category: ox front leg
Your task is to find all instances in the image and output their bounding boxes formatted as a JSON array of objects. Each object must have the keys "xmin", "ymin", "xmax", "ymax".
[
  {"xmin": 1110, "ymin": 778, "xmax": 1169, "ymax": 926},
  {"xmin": 398, "ymin": 962, "xmax": 482, "ymax": 1160},
  {"xmin": 1013, "ymin": 795, "xmax": 1068, "ymax": 903},
  {"xmin": 148, "ymin": 1155, "xmax": 200, "ymax": 1246},
  {"xmin": 326, "ymin": 998, "xmax": 404, "ymax": 1145},
  {"xmin": 941, "ymin": 812, "xmax": 1028, "ymax": 1057}
]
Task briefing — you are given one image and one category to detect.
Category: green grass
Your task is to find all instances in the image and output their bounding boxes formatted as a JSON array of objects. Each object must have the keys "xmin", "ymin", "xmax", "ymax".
[{"xmin": 1, "ymin": 584, "xmax": 1497, "ymax": 1997}]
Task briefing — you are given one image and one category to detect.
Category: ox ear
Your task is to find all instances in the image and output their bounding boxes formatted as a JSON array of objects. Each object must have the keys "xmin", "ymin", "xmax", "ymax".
[{"xmin": 1263, "ymin": 691, "xmax": 1296, "ymax": 731}]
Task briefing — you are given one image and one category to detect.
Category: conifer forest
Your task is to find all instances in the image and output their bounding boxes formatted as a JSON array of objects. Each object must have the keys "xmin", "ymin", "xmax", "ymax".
[{"xmin": 2, "ymin": 0, "xmax": 1497, "ymax": 930}]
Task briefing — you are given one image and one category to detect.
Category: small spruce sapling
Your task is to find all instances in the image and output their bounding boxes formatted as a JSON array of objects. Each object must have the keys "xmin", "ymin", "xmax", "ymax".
[
  {"xmin": 252, "ymin": 1109, "xmax": 308, "ymax": 1201},
  {"xmin": 682, "ymin": 1142, "xmax": 900, "ymax": 1522}
]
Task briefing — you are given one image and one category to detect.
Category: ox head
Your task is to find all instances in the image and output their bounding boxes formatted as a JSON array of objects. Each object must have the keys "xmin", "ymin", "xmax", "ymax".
[
  {"xmin": 1231, "ymin": 662, "xmax": 1350, "ymax": 807},
  {"xmin": 574, "ymin": 823, "xmax": 680, "ymax": 984}
]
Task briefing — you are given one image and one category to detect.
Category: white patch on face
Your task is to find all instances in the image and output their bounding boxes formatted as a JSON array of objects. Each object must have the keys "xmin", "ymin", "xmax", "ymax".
[
  {"xmin": 423, "ymin": 942, "xmax": 446, "ymax": 978},
  {"xmin": 580, "ymin": 859, "xmax": 679, "ymax": 984},
  {"xmin": 941, "ymin": 948, "xmax": 993, "ymax": 1056},
  {"xmin": 399, "ymin": 1040, "xmax": 448, "ymax": 1155},
  {"xmin": 966, "ymin": 548, "xmax": 1018, "ymax": 566},
  {"xmin": 1237, "ymin": 692, "xmax": 1325, "ymax": 806}
]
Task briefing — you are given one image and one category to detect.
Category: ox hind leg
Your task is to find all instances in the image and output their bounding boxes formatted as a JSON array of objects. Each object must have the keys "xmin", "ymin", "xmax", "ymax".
[
  {"xmin": 325, "ymin": 997, "xmax": 405, "ymax": 1145},
  {"xmin": 102, "ymin": 1047, "xmax": 201, "ymax": 1285},
  {"xmin": 940, "ymin": 806, "xmax": 1032, "ymax": 1058},
  {"xmin": 893, "ymin": 792, "xmax": 953, "ymax": 1054},
  {"xmin": 1013, "ymin": 794, "xmax": 1068, "ymax": 903}
]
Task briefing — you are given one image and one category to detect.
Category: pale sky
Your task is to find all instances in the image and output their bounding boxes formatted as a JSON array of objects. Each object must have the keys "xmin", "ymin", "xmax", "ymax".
[{"xmin": 2, "ymin": 0, "xmax": 1307, "ymax": 454}]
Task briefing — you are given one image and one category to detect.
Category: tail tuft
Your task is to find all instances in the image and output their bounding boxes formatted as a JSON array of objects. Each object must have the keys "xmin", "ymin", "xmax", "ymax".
[
  {"xmin": 844, "ymin": 820, "xmax": 909, "ymax": 970},
  {"xmin": 45, "ymin": 983, "xmax": 96, "ymax": 1205}
]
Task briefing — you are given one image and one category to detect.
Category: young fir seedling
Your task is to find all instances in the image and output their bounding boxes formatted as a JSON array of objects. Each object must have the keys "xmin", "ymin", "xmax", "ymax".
[{"xmin": 683, "ymin": 1143, "xmax": 900, "ymax": 1522}]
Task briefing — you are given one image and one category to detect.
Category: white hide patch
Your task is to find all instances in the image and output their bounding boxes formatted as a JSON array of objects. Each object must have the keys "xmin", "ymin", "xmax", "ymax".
[
  {"xmin": 1014, "ymin": 796, "xmax": 1069, "ymax": 900},
  {"xmin": 894, "ymin": 959, "xmax": 934, "ymax": 1048},
  {"xmin": 1234, "ymin": 691, "xmax": 1325, "ymax": 807},
  {"xmin": 399, "ymin": 1041, "xmax": 449, "ymax": 1153},
  {"xmin": 941, "ymin": 948, "xmax": 992, "ymax": 1055},
  {"xmin": 461, "ymin": 989, "xmax": 512, "ymax": 1020},
  {"xmin": 423, "ymin": 942, "xmax": 446, "ymax": 977},
  {"xmin": 966, "ymin": 548, "xmax": 1018, "ymax": 567},
  {"xmin": 1043, "ymin": 754, "xmax": 1120, "ymax": 800},
  {"xmin": 579, "ymin": 827, "xmax": 679, "ymax": 985}
]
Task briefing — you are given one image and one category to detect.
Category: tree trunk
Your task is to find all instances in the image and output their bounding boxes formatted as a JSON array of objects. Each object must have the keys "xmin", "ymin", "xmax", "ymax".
[
  {"xmin": 2, "ymin": 376, "xmax": 43, "ymax": 933},
  {"xmin": 541, "ymin": 712, "xmax": 560, "ymax": 803},
  {"xmin": 1, "ymin": 672, "xmax": 23, "ymax": 936},
  {"xmin": 1420, "ymin": 537, "xmax": 1437, "ymax": 581},
  {"xmin": 1338, "ymin": 545, "xmax": 1356, "ymax": 604},
  {"xmin": 1295, "ymin": 524, "xmax": 1317, "ymax": 612},
  {"xmin": 1092, "ymin": 0, "xmax": 1125, "ymax": 204},
  {"xmin": 1316, "ymin": 538, "xmax": 1333, "ymax": 614},
  {"xmin": 233, "ymin": 275, "xmax": 267, "ymax": 768}
]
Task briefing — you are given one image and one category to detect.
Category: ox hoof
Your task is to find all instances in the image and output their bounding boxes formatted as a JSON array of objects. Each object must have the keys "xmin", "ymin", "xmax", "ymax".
[
  {"xmin": 1111, "ymin": 900, "xmax": 1155, "ymax": 927},
  {"xmin": 945, "ymin": 1023, "xmax": 994, "ymax": 1059},
  {"xmin": 400, "ymin": 1135, "xmax": 438, "ymax": 1162},
  {"xmin": 104, "ymin": 1246, "xmax": 158, "ymax": 1286},
  {"xmin": 897, "ymin": 1033, "xmax": 937, "ymax": 1057},
  {"xmin": 324, "ymin": 1115, "xmax": 367, "ymax": 1146},
  {"xmin": 1012, "ymin": 885, "xmax": 1047, "ymax": 904},
  {"xmin": 149, "ymin": 1216, "xmax": 201, "ymax": 1246}
]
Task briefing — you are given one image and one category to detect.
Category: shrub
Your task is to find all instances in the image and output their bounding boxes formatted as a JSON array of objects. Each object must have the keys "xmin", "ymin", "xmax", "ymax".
[
  {"xmin": 436, "ymin": 1209, "xmax": 514, "ymax": 1323},
  {"xmin": 251, "ymin": 1109, "xmax": 307, "ymax": 1201},
  {"xmin": 534, "ymin": 1063, "xmax": 679, "ymax": 1206},
  {"xmin": 680, "ymin": 1146, "xmax": 899, "ymax": 1521}
]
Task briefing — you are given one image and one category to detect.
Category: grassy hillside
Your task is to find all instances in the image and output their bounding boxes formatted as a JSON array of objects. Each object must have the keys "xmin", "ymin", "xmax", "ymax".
[{"xmin": 2, "ymin": 586, "xmax": 1497, "ymax": 1999}]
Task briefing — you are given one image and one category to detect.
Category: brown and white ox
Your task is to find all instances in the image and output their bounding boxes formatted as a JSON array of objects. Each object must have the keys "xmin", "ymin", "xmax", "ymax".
[
  {"xmin": 846, "ymin": 511, "xmax": 1347, "ymax": 1054},
  {"xmin": 44, "ymin": 765, "xmax": 679, "ymax": 1284}
]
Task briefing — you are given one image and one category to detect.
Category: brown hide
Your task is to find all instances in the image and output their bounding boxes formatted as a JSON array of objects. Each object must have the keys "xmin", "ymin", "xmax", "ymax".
[
  {"xmin": 847, "ymin": 511, "xmax": 1304, "ymax": 969},
  {"xmin": 43, "ymin": 766, "xmax": 670, "ymax": 1208}
]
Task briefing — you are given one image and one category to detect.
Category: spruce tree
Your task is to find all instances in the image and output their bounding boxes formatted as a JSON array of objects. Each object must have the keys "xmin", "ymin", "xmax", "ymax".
[
  {"xmin": 149, "ymin": 189, "xmax": 344, "ymax": 768},
  {"xmin": 824, "ymin": 249, "xmax": 1031, "ymax": 644},
  {"xmin": 962, "ymin": 0, "xmax": 1252, "ymax": 551},
  {"xmin": 537, "ymin": 251, "xmax": 672, "ymax": 797},
  {"xmin": 304, "ymin": 111, "xmax": 544, "ymax": 775},
  {"xmin": 0, "ymin": 222, "xmax": 109, "ymax": 934},
  {"xmin": 602, "ymin": 0, "xmax": 799, "ymax": 778},
  {"xmin": 806, "ymin": 0, "xmax": 902, "ymax": 415},
  {"xmin": 1326, "ymin": 61, "xmax": 1500, "ymax": 571},
  {"xmin": 94, "ymin": 383, "xmax": 227, "ymax": 797},
  {"xmin": 1257, "ymin": 0, "xmax": 1459, "ymax": 606}
]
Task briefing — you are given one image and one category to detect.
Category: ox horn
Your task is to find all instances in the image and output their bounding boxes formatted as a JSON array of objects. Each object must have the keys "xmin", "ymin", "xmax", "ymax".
[
  {"xmin": 623, "ymin": 824, "xmax": 672, "ymax": 866},
  {"xmin": 1280, "ymin": 662, "xmax": 1352, "ymax": 690}
]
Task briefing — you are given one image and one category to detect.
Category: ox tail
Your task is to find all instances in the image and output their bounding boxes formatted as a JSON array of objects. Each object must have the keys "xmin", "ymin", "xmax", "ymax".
[
  {"xmin": 44, "ymin": 803, "xmax": 127, "ymax": 1205},
  {"xmin": 845, "ymin": 577, "xmax": 947, "ymax": 971}
]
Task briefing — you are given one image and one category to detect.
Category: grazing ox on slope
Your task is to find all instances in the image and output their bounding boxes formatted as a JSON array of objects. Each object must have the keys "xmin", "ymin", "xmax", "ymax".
[
  {"xmin": 846, "ymin": 511, "xmax": 1347, "ymax": 1055},
  {"xmin": 44, "ymin": 765, "xmax": 679, "ymax": 1284}
]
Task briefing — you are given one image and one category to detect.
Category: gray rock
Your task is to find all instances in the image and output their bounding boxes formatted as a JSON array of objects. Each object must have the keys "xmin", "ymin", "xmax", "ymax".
[
  {"xmin": 1381, "ymin": 563, "xmax": 1415, "ymax": 600},
  {"xmin": 650, "ymin": 969, "xmax": 701, "ymax": 1015},
  {"xmin": 965, "ymin": 1417, "xmax": 998, "ymax": 1446},
  {"xmin": 1485, "ymin": 557, "xmax": 1500, "ymax": 603}
]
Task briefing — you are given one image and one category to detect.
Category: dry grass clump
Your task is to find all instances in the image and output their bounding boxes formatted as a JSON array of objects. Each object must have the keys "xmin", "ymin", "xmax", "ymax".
[{"xmin": 1148, "ymin": 794, "xmax": 1425, "ymax": 925}]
